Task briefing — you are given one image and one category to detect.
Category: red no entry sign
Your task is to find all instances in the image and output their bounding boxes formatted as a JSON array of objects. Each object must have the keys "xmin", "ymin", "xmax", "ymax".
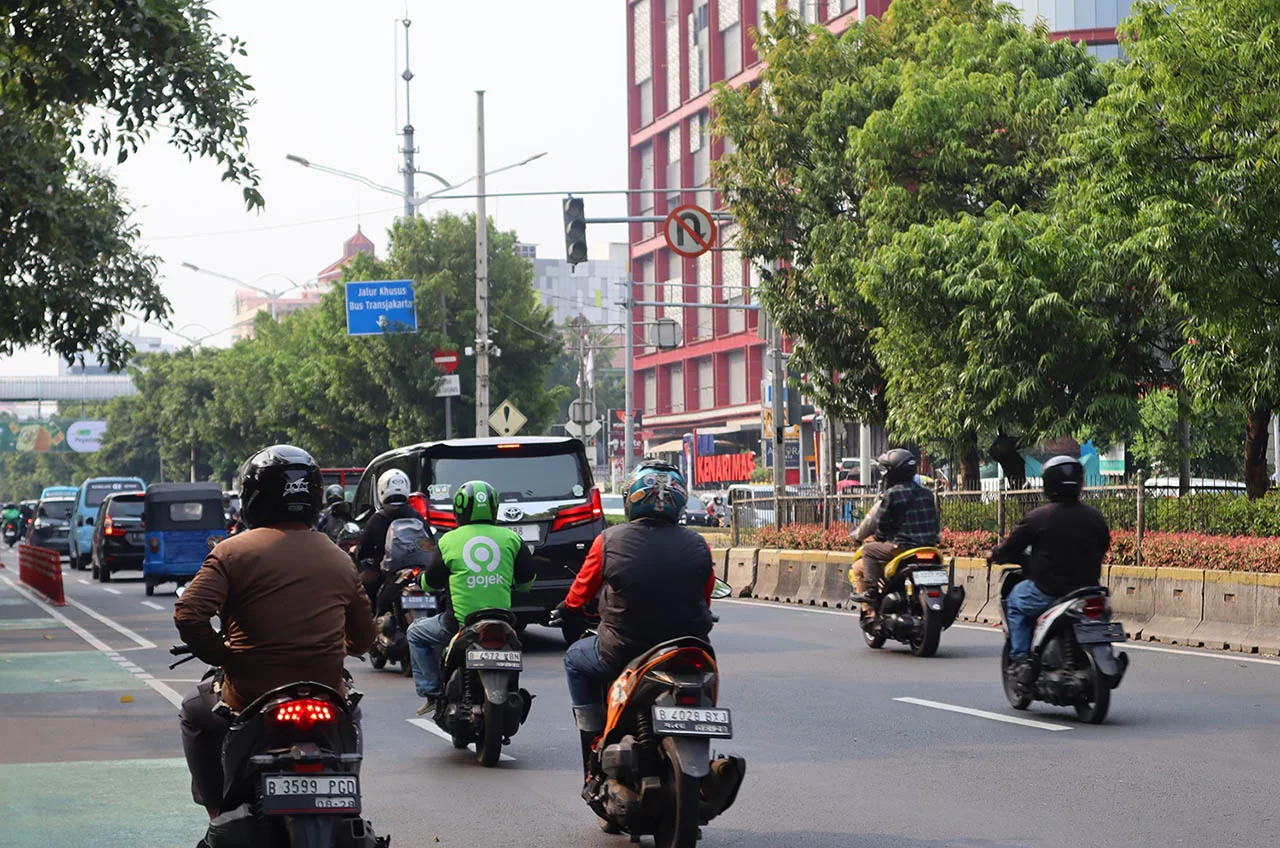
[
  {"xmin": 664, "ymin": 204, "xmax": 717, "ymax": 258},
  {"xmin": 432, "ymin": 349, "xmax": 459, "ymax": 374}
]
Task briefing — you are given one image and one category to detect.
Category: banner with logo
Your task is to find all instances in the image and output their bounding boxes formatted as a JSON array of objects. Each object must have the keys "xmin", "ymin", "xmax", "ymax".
[{"xmin": 0, "ymin": 419, "xmax": 107, "ymax": 453}]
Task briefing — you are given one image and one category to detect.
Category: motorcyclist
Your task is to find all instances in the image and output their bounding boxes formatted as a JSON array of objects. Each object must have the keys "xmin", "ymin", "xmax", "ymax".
[
  {"xmin": 314, "ymin": 483, "xmax": 352, "ymax": 539},
  {"xmin": 991, "ymin": 455, "xmax": 1110, "ymax": 682},
  {"xmin": 405, "ymin": 480, "xmax": 535, "ymax": 715},
  {"xmin": 356, "ymin": 469, "xmax": 423, "ymax": 606},
  {"xmin": 2, "ymin": 502, "xmax": 20, "ymax": 534},
  {"xmin": 850, "ymin": 449, "xmax": 941, "ymax": 615},
  {"xmin": 553, "ymin": 459, "xmax": 715, "ymax": 781},
  {"xmin": 174, "ymin": 445, "xmax": 376, "ymax": 821}
]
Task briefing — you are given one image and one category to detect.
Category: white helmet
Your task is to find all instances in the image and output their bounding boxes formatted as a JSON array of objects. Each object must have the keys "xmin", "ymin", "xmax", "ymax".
[{"xmin": 377, "ymin": 469, "xmax": 411, "ymax": 504}]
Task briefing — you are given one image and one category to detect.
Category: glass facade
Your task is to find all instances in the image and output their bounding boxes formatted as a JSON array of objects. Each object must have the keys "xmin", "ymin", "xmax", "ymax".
[{"xmin": 1002, "ymin": 0, "xmax": 1134, "ymax": 32}]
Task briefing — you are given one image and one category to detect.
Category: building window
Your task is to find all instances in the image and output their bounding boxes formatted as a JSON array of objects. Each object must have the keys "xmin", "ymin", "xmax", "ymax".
[
  {"xmin": 721, "ymin": 0, "xmax": 742, "ymax": 81},
  {"xmin": 691, "ymin": 111, "xmax": 710, "ymax": 186},
  {"xmin": 636, "ymin": 257, "xmax": 655, "ymax": 353},
  {"xmin": 688, "ymin": 0, "xmax": 710, "ymax": 97},
  {"xmin": 664, "ymin": 1, "xmax": 681, "ymax": 114},
  {"xmin": 639, "ymin": 142, "xmax": 656, "ymax": 239},
  {"xmin": 634, "ymin": 0, "xmax": 654, "ymax": 126},
  {"xmin": 669, "ymin": 364, "xmax": 685, "ymax": 413},
  {"xmin": 662, "ymin": 276, "xmax": 684, "ymax": 338},
  {"xmin": 644, "ymin": 370, "xmax": 658, "ymax": 415},
  {"xmin": 697, "ymin": 250, "xmax": 714, "ymax": 340},
  {"xmin": 829, "ymin": 0, "xmax": 857, "ymax": 15},
  {"xmin": 698, "ymin": 358, "xmax": 714, "ymax": 410},
  {"xmin": 721, "ymin": 224, "xmax": 747, "ymax": 333},
  {"xmin": 728, "ymin": 350, "xmax": 747, "ymax": 405},
  {"xmin": 667, "ymin": 124, "xmax": 682, "ymax": 209},
  {"xmin": 788, "ymin": 0, "xmax": 818, "ymax": 24}
]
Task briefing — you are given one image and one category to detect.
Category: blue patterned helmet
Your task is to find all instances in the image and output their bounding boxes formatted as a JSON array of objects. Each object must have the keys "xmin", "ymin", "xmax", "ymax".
[{"xmin": 624, "ymin": 459, "xmax": 688, "ymax": 523}]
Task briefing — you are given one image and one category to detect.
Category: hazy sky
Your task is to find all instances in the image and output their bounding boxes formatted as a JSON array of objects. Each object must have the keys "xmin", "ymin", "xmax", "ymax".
[{"xmin": 2, "ymin": 0, "xmax": 628, "ymax": 376}]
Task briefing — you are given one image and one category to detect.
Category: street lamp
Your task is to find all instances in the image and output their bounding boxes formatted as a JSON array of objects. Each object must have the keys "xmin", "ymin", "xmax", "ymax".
[{"xmin": 180, "ymin": 262, "xmax": 313, "ymax": 322}]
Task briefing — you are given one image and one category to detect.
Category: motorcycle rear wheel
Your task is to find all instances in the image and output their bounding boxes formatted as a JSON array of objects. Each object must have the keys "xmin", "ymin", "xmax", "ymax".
[
  {"xmin": 478, "ymin": 701, "xmax": 503, "ymax": 767},
  {"xmin": 369, "ymin": 654, "xmax": 387, "ymax": 670},
  {"xmin": 1073, "ymin": 654, "xmax": 1111, "ymax": 724},
  {"xmin": 910, "ymin": 608, "xmax": 942, "ymax": 657},
  {"xmin": 860, "ymin": 613, "xmax": 886, "ymax": 649},
  {"xmin": 655, "ymin": 745, "xmax": 701, "ymax": 848},
  {"xmin": 1000, "ymin": 642, "xmax": 1031, "ymax": 710}
]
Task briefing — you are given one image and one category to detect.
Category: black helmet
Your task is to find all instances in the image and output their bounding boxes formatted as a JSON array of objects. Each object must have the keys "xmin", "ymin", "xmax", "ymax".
[
  {"xmin": 453, "ymin": 480, "xmax": 499, "ymax": 526},
  {"xmin": 236, "ymin": 444, "xmax": 324, "ymax": 529},
  {"xmin": 1042, "ymin": 455, "xmax": 1084, "ymax": 502},
  {"xmin": 876, "ymin": 448, "xmax": 918, "ymax": 488},
  {"xmin": 323, "ymin": 484, "xmax": 346, "ymax": 507}
]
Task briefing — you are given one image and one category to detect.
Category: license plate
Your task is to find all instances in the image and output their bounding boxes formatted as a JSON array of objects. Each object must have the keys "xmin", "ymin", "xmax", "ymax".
[
  {"xmin": 466, "ymin": 648, "xmax": 522, "ymax": 670},
  {"xmin": 509, "ymin": 524, "xmax": 541, "ymax": 543},
  {"xmin": 260, "ymin": 773, "xmax": 360, "ymax": 815},
  {"xmin": 401, "ymin": 594, "xmax": 438, "ymax": 611},
  {"xmin": 1074, "ymin": 621, "xmax": 1127, "ymax": 644},
  {"xmin": 126, "ymin": 531, "xmax": 144, "ymax": 544},
  {"xmin": 912, "ymin": 570, "xmax": 949, "ymax": 587},
  {"xmin": 652, "ymin": 705, "xmax": 733, "ymax": 738}
]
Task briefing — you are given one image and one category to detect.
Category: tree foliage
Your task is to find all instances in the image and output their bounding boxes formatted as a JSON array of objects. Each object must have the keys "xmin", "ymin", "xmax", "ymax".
[{"xmin": 0, "ymin": 1, "xmax": 262, "ymax": 369}]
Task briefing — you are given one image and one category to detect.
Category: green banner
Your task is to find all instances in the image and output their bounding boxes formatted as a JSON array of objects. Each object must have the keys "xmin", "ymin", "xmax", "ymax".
[{"xmin": 0, "ymin": 419, "xmax": 107, "ymax": 453}]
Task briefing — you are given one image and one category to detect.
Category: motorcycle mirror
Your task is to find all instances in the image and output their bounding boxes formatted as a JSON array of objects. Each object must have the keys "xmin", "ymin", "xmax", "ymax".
[
  {"xmin": 711, "ymin": 578, "xmax": 733, "ymax": 600},
  {"xmin": 344, "ymin": 522, "xmax": 361, "ymax": 534},
  {"xmin": 175, "ymin": 584, "xmax": 185, "ymax": 599}
]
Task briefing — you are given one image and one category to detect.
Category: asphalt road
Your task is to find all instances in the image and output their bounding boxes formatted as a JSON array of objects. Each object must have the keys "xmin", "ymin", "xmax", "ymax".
[{"xmin": 2, "ymin": 545, "xmax": 1277, "ymax": 847}]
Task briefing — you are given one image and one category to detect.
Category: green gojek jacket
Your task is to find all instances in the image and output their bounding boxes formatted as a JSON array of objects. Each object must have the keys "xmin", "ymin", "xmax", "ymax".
[{"xmin": 419, "ymin": 523, "xmax": 537, "ymax": 626}]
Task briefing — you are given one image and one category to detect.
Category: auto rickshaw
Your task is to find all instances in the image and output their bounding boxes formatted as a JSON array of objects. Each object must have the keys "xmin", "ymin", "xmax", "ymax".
[{"xmin": 142, "ymin": 482, "xmax": 226, "ymax": 596}]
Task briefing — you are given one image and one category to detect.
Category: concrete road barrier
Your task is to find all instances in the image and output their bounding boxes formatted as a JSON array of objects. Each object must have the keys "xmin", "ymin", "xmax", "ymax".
[
  {"xmin": 1192, "ymin": 571, "xmax": 1258, "ymax": 652},
  {"xmin": 1105, "ymin": 565, "xmax": 1156, "ymax": 640},
  {"xmin": 725, "ymin": 548, "xmax": 758, "ymax": 598},
  {"xmin": 1144, "ymin": 567, "xmax": 1206, "ymax": 646},
  {"xmin": 819, "ymin": 553, "xmax": 856, "ymax": 609},
  {"xmin": 772, "ymin": 550, "xmax": 806, "ymax": 603},
  {"xmin": 753, "ymin": 549, "xmax": 782, "ymax": 601},
  {"xmin": 1248, "ymin": 574, "xmax": 1280, "ymax": 656},
  {"xmin": 951, "ymin": 557, "xmax": 988, "ymax": 622},
  {"xmin": 977, "ymin": 565, "xmax": 1009, "ymax": 625},
  {"xmin": 709, "ymin": 547, "xmax": 729, "ymax": 582},
  {"xmin": 793, "ymin": 552, "xmax": 829, "ymax": 606}
]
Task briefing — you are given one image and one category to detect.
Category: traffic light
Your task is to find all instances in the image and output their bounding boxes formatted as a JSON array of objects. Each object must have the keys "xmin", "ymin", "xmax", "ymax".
[{"xmin": 563, "ymin": 196, "xmax": 587, "ymax": 266}]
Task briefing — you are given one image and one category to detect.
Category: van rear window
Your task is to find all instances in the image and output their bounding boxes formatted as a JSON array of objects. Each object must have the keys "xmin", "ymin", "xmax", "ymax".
[
  {"xmin": 86, "ymin": 480, "xmax": 143, "ymax": 507},
  {"xmin": 429, "ymin": 453, "xmax": 586, "ymax": 503},
  {"xmin": 107, "ymin": 499, "xmax": 145, "ymax": 519},
  {"xmin": 169, "ymin": 502, "xmax": 205, "ymax": 522}
]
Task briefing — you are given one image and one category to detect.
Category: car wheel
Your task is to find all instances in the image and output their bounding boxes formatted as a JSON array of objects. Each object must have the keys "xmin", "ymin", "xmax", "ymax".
[
  {"xmin": 144, "ymin": 583, "xmax": 154, "ymax": 597},
  {"xmin": 91, "ymin": 558, "xmax": 99, "ymax": 580},
  {"xmin": 99, "ymin": 561, "xmax": 112, "ymax": 583}
]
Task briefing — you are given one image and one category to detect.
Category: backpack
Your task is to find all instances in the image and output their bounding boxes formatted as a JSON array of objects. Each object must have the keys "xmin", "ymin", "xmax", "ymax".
[{"xmin": 381, "ymin": 516, "xmax": 435, "ymax": 571}]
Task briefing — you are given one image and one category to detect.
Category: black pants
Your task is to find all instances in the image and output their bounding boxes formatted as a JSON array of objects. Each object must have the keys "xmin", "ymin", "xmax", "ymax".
[{"xmin": 179, "ymin": 677, "xmax": 363, "ymax": 808}]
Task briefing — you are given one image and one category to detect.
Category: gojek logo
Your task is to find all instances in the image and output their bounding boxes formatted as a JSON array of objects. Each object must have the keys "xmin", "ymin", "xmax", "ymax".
[{"xmin": 462, "ymin": 535, "xmax": 505, "ymax": 589}]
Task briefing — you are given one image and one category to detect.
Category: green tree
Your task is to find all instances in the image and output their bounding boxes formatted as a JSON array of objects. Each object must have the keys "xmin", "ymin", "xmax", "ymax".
[
  {"xmin": 1130, "ymin": 389, "xmax": 1244, "ymax": 480},
  {"xmin": 1, "ymin": 1, "xmax": 262, "ymax": 369},
  {"xmin": 1068, "ymin": 0, "xmax": 1280, "ymax": 497}
]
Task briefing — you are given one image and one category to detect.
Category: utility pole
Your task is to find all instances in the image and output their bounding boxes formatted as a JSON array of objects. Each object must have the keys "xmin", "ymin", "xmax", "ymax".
[
  {"xmin": 770, "ymin": 313, "xmax": 785, "ymax": 527},
  {"xmin": 474, "ymin": 90, "xmax": 490, "ymax": 437},
  {"xmin": 574, "ymin": 314, "xmax": 589, "ymax": 447},
  {"xmin": 399, "ymin": 17, "xmax": 415, "ymax": 220},
  {"xmin": 623, "ymin": 282, "xmax": 635, "ymax": 478}
]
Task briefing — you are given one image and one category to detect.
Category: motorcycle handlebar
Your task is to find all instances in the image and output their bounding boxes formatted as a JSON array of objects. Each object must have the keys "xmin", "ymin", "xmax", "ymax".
[{"xmin": 169, "ymin": 644, "xmax": 193, "ymax": 656}]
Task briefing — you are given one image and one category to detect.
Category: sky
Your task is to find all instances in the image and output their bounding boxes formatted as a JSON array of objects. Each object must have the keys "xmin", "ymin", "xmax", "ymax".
[{"xmin": 1, "ymin": 0, "xmax": 629, "ymax": 377}]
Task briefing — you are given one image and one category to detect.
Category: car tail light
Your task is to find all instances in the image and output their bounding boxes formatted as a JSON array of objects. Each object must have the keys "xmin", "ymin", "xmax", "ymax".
[
  {"xmin": 428, "ymin": 509, "xmax": 457, "ymax": 529},
  {"xmin": 104, "ymin": 517, "xmax": 127, "ymax": 537},
  {"xmin": 1082, "ymin": 595, "xmax": 1107, "ymax": 619},
  {"xmin": 148, "ymin": 536, "xmax": 159, "ymax": 553},
  {"xmin": 407, "ymin": 493, "xmax": 429, "ymax": 519},
  {"xmin": 477, "ymin": 623, "xmax": 507, "ymax": 649},
  {"xmin": 551, "ymin": 488, "xmax": 603, "ymax": 532},
  {"xmin": 496, "ymin": 443, "xmax": 522, "ymax": 450},
  {"xmin": 272, "ymin": 698, "xmax": 336, "ymax": 730}
]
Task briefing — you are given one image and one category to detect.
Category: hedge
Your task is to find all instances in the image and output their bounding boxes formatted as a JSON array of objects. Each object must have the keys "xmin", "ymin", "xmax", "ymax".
[{"xmin": 748, "ymin": 523, "xmax": 1280, "ymax": 572}]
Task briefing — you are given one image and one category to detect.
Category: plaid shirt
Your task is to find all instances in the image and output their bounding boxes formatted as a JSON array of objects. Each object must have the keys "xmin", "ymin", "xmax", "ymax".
[{"xmin": 874, "ymin": 482, "xmax": 940, "ymax": 547}]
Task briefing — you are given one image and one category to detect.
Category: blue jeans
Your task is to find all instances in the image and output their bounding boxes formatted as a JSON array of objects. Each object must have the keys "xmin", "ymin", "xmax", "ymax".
[
  {"xmin": 564, "ymin": 635, "xmax": 615, "ymax": 709},
  {"xmin": 407, "ymin": 611, "xmax": 454, "ymax": 697},
  {"xmin": 1006, "ymin": 580, "xmax": 1058, "ymax": 658}
]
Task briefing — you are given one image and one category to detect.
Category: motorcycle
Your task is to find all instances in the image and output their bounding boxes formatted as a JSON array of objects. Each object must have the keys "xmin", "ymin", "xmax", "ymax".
[
  {"xmin": 998, "ymin": 566, "xmax": 1129, "ymax": 723},
  {"xmin": 168, "ymin": 646, "xmax": 389, "ymax": 848},
  {"xmin": 368, "ymin": 567, "xmax": 440, "ymax": 675},
  {"xmin": 427, "ymin": 608, "xmax": 533, "ymax": 767},
  {"xmin": 849, "ymin": 546, "xmax": 964, "ymax": 657},
  {"xmin": 3, "ymin": 519, "xmax": 19, "ymax": 547},
  {"xmin": 562, "ymin": 579, "xmax": 746, "ymax": 848}
]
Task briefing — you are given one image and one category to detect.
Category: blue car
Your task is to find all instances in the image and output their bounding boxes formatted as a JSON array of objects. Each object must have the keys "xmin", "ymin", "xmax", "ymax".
[
  {"xmin": 68, "ymin": 477, "xmax": 145, "ymax": 569},
  {"xmin": 142, "ymin": 483, "xmax": 225, "ymax": 596}
]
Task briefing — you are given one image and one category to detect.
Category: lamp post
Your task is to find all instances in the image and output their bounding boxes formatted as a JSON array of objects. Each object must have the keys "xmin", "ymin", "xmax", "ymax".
[{"xmin": 180, "ymin": 263, "xmax": 312, "ymax": 324}]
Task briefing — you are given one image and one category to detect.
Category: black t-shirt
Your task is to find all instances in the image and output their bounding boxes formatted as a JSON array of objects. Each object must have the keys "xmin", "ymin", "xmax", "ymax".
[
  {"xmin": 356, "ymin": 501, "xmax": 423, "ymax": 571},
  {"xmin": 992, "ymin": 501, "xmax": 1110, "ymax": 597}
]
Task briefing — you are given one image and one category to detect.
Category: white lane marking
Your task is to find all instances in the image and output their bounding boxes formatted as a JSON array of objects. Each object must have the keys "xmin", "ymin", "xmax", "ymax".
[
  {"xmin": 140, "ymin": 601, "xmax": 166, "ymax": 611},
  {"xmin": 0, "ymin": 573, "xmax": 184, "ymax": 707},
  {"xmin": 63, "ymin": 596, "xmax": 156, "ymax": 649},
  {"xmin": 158, "ymin": 678, "xmax": 203, "ymax": 684},
  {"xmin": 406, "ymin": 718, "xmax": 516, "ymax": 762},
  {"xmin": 718, "ymin": 599, "xmax": 1280, "ymax": 667},
  {"xmin": 77, "ymin": 578, "xmax": 90, "ymax": 585},
  {"xmin": 894, "ymin": 697, "xmax": 1073, "ymax": 732},
  {"xmin": 102, "ymin": 587, "xmax": 122, "ymax": 595}
]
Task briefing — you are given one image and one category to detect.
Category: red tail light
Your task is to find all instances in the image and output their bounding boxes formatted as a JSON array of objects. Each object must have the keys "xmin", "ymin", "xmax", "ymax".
[
  {"xmin": 660, "ymin": 647, "xmax": 715, "ymax": 673},
  {"xmin": 272, "ymin": 698, "xmax": 336, "ymax": 730},
  {"xmin": 428, "ymin": 508, "xmax": 457, "ymax": 529},
  {"xmin": 676, "ymin": 692, "xmax": 700, "ymax": 705},
  {"xmin": 551, "ymin": 488, "xmax": 603, "ymax": 532},
  {"xmin": 477, "ymin": 623, "xmax": 507, "ymax": 649},
  {"xmin": 407, "ymin": 493, "xmax": 429, "ymax": 519},
  {"xmin": 148, "ymin": 536, "xmax": 159, "ymax": 553},
  {"xmin": 915, "ymin": 551, "xmax": 938, "ymax": 561},
  {"xmin": 926, "ymin": 590, "xmax": 942, "ymax": 599},
  {"xmin": 104, "ymin": 516, "xmax": 126, "ymax": 537},
  {"xmin": 294, "ymin": 762, "xmax": 325, "ymax": 773},
  {"xmin": 1082, "ymin": 595, "xmax": 1107, "ymax": 620}
]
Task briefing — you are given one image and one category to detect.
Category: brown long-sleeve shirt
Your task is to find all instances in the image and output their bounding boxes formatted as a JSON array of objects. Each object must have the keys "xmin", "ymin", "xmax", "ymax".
[{"xmin": 174, "ymin": 523, "xmax": 376, "ymax": 710}]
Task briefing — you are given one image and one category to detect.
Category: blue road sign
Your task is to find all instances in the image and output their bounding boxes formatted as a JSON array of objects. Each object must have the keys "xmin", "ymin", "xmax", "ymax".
[{"xmin": 345, "ymin": 280, "xmax": 418, "ymax": 335}]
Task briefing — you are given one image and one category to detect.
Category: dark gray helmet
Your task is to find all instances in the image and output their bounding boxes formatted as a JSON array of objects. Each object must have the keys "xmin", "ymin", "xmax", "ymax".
[
  {"xmin": 1042, "ymin": 455, "xmax": 1084, "ymax": 502},
  {"xmin": 876, "ymin": 448, "xmax": 918, "ymax": 488},
  {"xmin": 236, "ymin": 444, "xmax": 323, "ymax": 528}
]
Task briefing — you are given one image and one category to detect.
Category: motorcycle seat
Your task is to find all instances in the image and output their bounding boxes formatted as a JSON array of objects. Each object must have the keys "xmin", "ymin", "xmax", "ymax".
[
  {"xmin": 462, "ymin": 608, "xmax": 517, "ymax": 628},
  {"xmin": 1055, "ymin": 585, "xmax": 1110, "ymax": 604},
  {"xmin": 621, "ymin": 635, "xmax": 716, "ymax": 674},
  {"xmin": 884, "ymin": 547, "xmax": 944, "ymax": 581}
]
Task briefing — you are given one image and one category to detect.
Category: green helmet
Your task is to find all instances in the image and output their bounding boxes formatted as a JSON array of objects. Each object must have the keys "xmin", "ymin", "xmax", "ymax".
[{"xmin": 453, "ymin": 480, "xmax": 498, "ymax": 526}]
